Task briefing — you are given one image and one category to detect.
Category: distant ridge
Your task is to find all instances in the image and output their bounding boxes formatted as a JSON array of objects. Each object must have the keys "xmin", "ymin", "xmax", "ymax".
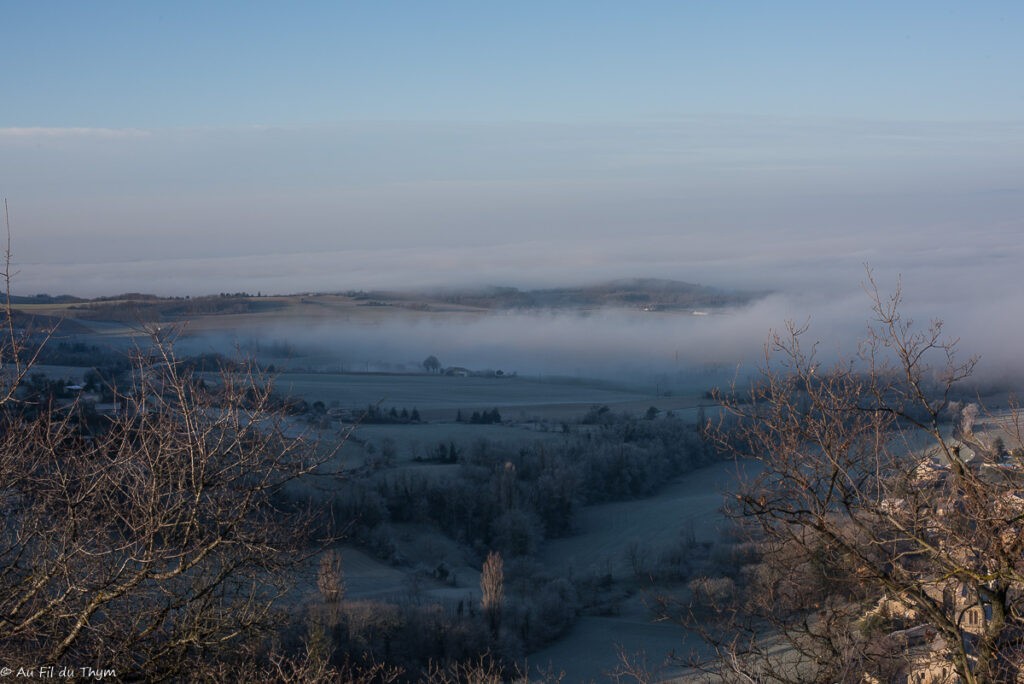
[
  {"xmin": 5, "ymin": 293, "xmax": 85, "ymax": 305},
  {"xmin": 10, "ymin": 278, "xmax": 762, "ymax": 324},
  {"xmin": 375, "ymin": 277, "xmax": 757, "ymax": 311}
]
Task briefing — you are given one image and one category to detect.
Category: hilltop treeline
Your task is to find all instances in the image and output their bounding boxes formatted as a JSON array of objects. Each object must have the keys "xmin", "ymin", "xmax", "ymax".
[
  {"xmin": 5, "ymin": 293, "xmax": 84, "ymax": 305},
  {"xmin": 435, "ymin": 278, "xmax": 750, "ymax": 310},
  {"xmin": 67, "ymin": 293, "xmax": 285, "ymax": 322},
  {"xmin": 351, "ymin": 278, "xmax": 754, "ymax": 312}
]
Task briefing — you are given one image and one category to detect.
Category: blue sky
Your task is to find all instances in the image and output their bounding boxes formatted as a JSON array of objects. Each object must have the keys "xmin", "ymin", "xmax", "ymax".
[
  {"xmin": 6, "ymin": 1, "xmax": 1024, "ymax": 126},
  {"xmin": 1, "ymin": 1, "xmax": 1023, "ymax": 303}
]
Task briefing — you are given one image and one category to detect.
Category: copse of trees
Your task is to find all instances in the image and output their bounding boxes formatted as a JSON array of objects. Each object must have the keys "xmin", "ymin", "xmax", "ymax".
[
  {"xmin": 469, "ymin": 408, "xmax": 502, "ymax": 424},
  {"xmin": 455, "ymin": 408, "xmax": 504, "ymax": 424},
  {"xmin": 357, "ymin": 403, "xmax": 423, "ymax": 424},
  {"xmin": 350, "ymin": 410, "xmax": 714, "ymax": 555}
]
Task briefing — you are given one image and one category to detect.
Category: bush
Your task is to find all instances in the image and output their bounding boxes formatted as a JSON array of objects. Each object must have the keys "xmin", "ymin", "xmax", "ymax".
[{"xmin": 687, "ymin": 576, "xmax": 737, "ymax": 616}]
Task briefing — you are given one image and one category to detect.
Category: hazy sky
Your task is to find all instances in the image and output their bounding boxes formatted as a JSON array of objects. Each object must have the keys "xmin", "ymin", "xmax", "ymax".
[{"xmin": 2, "ymin": 1, "xmax": 1023, "ymax": 302}]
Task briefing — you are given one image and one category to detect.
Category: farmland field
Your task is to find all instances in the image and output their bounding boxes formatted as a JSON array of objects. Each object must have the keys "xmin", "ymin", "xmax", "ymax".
[
  {"xmin": 273, "ymin": 370, "xmax": 710, "ymax": 423},
  {"xmin": 276, "ymin": 372, "xmax": 646, "ymax": 408}
]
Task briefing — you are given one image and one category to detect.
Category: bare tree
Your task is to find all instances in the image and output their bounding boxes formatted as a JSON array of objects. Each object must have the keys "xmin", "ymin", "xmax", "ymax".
[
  {"xmin": 0, "ymin": 320, "xmax": 336, "ymax": 678},
  {"xmin": 317, "ymin": 549, "xmax": 346, "ymax": 604},
  {"xmin": 480, "ymin": 550, "xmax": 504, "ymax": 636},
  {"xmin": 1, "ymin": 200, "xmax": 51, "ymax": 403},
  {"xmin": 693, "ymin": 276, "xmax": 1024, "ymax": 683}
]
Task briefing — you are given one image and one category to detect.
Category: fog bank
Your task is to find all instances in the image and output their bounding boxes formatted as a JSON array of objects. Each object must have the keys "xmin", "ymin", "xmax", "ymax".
[{"xmin": 8, "ymin": 117, "xmax": 1022, "ymax": 384}]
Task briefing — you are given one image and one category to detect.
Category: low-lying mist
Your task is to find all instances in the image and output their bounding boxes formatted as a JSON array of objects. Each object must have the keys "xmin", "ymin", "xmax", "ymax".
[
  {"xmin": 16, "ymin": 160, "xmax": 1023, "ymax": 392},
  {"xmin": 179, "ymin": 275, "xmax": 1024, "ymax": 396}
]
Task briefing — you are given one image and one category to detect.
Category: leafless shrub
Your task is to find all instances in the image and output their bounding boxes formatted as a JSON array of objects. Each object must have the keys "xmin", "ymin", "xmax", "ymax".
[
  {"xmin": 625, "ymin": 539, "xmax": 651, "ymax": 577},
  {"xmin": 343, "ymin": 600, "xmax": 403, "ymax": 654},
  {"xmin": 607, "ymin": 646, "xmax": 662, "ymax": 684},
  {"xmin": 687, "ymin": 576, "xmax": 737, "ymax": 616},
  {"xmin": 210, "ymin": 647, "xmax": 404, "ymax": 684},
  {"xmin": 423, "ymin": 653, "xmax": 563, "ymax": 684}
]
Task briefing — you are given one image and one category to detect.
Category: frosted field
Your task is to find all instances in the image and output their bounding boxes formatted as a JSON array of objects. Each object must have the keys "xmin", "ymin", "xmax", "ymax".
[
  {"xmin": 539, "ymin": 459, "xmax": 750, "ymax": 580},
  {"xmin": 530, "ymin": 460, "xmax": 754, "ymax": 683},
  {"xmin": 272, "ymin": 370, "xmax": 710, "ymax": 423},
  {"xmin": 274, "ymin": 372, "xmax": 649, "ymax": 409}
]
